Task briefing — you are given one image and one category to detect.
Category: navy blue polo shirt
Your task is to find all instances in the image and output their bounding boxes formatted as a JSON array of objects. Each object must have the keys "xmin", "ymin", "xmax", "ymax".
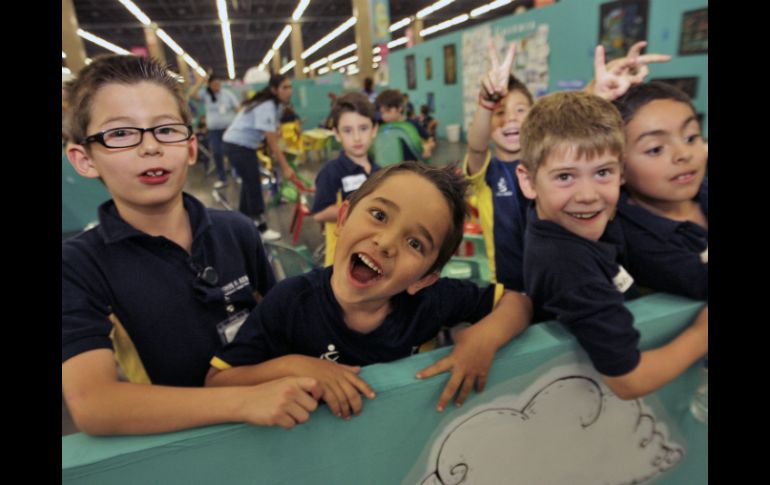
[
  {"xmin": 614, "ymin": 179, "xmax": 708, "ymax": 300},
  {"xmin": 311, "ymin": 152, "xmax": 380, "ymax": 213},
  {"xmin": 523, "ymin": 209, "xmax": 641, "ymax": 377},
  {"xmin": 62, "ymin": 193, "xmax": 276, "ymax": 386},
  {"xmin": 212, "ymin": 266, "xmax": 501, "ymax": 368},
  {"xmin": 465, "ymin": 152, "xmax": 529, "ymax": 291}
]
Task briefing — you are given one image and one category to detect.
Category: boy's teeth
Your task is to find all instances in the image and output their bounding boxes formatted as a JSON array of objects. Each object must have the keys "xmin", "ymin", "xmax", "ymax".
[
  {"xmin": 144, "ymin": 170, "xmax": 165, "ymax": 176},
  {"xmin": 571, "ymin": 212, "xmax": 598, "ymax": 219},
  {"xmin": 357, "ymin": 254, "xmax": 382, "ymax": 274}
]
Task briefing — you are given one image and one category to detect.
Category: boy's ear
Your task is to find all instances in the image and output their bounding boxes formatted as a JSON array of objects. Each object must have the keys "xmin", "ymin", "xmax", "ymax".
[
  {"xmin": 334, "ymin": 201, "xmax": 351, "ymax": 236},
  {"xmin": 66, "ymin": 143, "xmax": 101, "ymax": 179},
  {"xmin": 515, "ymin": 164, "xmax": 537, "ymax": 200},
  {"xmin": 406, "ymin": 271, "xmax": 440, "ymax": 295},
  {"xmin": 333, "ymin": 127, "xmax": 341, "ymax": 143},
  {"xmin": 187, "ymin": 134, "xmax": 198, "ymax": 167},
  {"xmin": 370, "ymin": 123, "xmax": 378, "ymax": 138}
]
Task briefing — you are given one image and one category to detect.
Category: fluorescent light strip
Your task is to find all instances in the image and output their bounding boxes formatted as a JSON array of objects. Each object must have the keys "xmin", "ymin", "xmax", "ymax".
[
  {"xmin": 417, "ymin": 0, "xmax": 456, "ymax": 20},
  {"xmin": 118, "ymin": 0, "xmax": 151, "ymax": 26},
  {"xmin": 470, "ymin": 0, "xmax": 513, "ymax": 18},
  {"xmin": 156, "ymin": 28, "xmax": 183, "ymax": 56},
  {"xmin": 301, "ymin": 17, "xmax": 356, "ymax": 59},
  {"xmin": 318, "ymin": 66, "xmax": 330, "ymax": 75},
  {"xmin": 303, "ymin": 67, "xmax": 310, "ymax": 73},
  {"xmin": 420, "ymin": 13, "xmax": 469, "ymax": 37},
  {"xmin": 373, "ymin": 46, "xmax": 381, "ymax": 54},
  {"xmin": 389, "ymin": 17, "xmax": 412, "ymax": 32},
  {"xmin": 62, "ymin": 67, "xmax": 72, "ymax": 75},
  {"xmin": 292, "ymin": 0, "xmax": 311, "ymax": 22},
  {"xmin": 280, "ymin": 60, "xmax": 296, "ymax": 74},
  {"xmin": 328, "ymin": 43, "xmax": 357, "ymax": 61},
  {"xmin": 373, "ymin": 55, "xmax": 382, "ymax": 62},
  {"xmin": 273, "ymin": 25, "xmax": 293, "ymax": 51},
  {"xmin": 331, "ymin": 55, "xmax": 358, "ymax": 70},
  {"xmin": 261, "ymin": 49, "xmax": 276, "ymax": 66},
  {"xmin": 62, "ymin": 51, "xmax": 67, "ymax": 59},
  {"xmin": 387, "ymin": 37, "xmax": 407, "ymax": 48},
  {"xmin": 77, "ymin": 29, "xmax": 131, "ymax": 55},
  {"xmin": 216, "ymin": 0, "xmax": 236, "ymax": 79},
  {"xmin": 309, "ymin": 57, "xmax": 329, "ymax": 70},
  {"xmin": 118, "ymin": 1, "xmax": 205, "ymax": 81}
]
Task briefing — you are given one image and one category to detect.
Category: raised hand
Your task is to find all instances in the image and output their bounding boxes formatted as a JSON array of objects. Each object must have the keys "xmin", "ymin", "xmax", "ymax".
[
  {"xmin": 591, "ymin": 42, "xmax": 671, "ymax": 101},
  {"xmin": 481, "ymin": 41, "xmax": 517, "ymax": 103}
]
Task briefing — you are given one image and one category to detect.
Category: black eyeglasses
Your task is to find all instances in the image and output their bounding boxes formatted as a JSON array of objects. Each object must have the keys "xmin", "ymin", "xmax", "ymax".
[{"xmin": 83, "ymin": 123, "xmax": 193, "ymax": 148}]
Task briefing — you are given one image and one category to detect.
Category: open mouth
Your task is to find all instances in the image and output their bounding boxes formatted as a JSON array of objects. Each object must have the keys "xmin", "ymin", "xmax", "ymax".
[
  {"xmin": 349, "ymin": 252, "xmax": 383, "ymax": 285},
  {"xmin": 566, "ymin": 210, "xmax": 601, "ymax": 221},
  {"xmin": 138, "ymin": 169, "xmax": 170, "ymax": 184},
  {"xmin": 142, "ymin": 169, "xmax": 168, "ymax": 177},
  {"xmin": 671, "ymin": 171, "xmax": 696, "ymax": 184},
  {"xmin": 501, "ymin": 128, "xmax": 520, "ymax": 138}
]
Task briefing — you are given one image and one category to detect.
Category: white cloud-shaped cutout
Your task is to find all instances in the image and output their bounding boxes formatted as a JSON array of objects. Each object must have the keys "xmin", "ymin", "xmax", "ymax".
[{"xmin": 419, "ymin": 373, "xmax": 683, "ymax": 485}]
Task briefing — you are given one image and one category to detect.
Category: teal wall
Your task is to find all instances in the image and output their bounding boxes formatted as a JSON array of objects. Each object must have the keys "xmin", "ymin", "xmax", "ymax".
[
  {"xmin": 387, "ymin": 0, "xmax": 708, "ymax": 139},
  {"xmin": 62, "ymin": 149, "xmax": 111, "ymax": 235}
]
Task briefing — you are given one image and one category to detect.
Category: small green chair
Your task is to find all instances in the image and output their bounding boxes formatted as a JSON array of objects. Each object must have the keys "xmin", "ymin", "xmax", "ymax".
[
  {"xmin": 373, "ymin": 121, "xmax": 429, "ymax": 167},
  {"xmin": 263, "ymin": 240, "xmax": 318, "ymax": 281}
]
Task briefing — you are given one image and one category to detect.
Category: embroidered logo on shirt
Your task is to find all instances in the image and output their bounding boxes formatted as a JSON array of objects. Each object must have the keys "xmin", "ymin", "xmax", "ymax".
[
  {"xmin": 613, "ymin": 265, "xmax": 634, "ymax": 293},
  {"xmin": 700, "ymin": 247, "xmax": 708, "ymax": 264},
  {"xmin": 320, "ymin": 344, "xmax": 340, "ymax": 362},
  {"xmin": 496, "ymin": 177, "xmax": 513, "ymax": 197},
  {"xmin": 221, "ymin": 275, "xmax": 250, "ymax": 297}
]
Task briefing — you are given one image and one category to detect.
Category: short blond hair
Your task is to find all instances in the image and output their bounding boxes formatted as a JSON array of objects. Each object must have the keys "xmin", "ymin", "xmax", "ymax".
[{"xmin": 520, "ymin": 91, "xmax": 624, "ymax": 174}]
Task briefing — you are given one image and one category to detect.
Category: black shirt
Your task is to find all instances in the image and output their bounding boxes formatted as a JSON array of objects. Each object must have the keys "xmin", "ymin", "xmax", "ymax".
[
  {"xmin": 523, "ymin": 209, "xmax": 641, "ymax": 376},
  {"xmin": 214, "ymin": 266, "xmax": 500, "ymax": 367}
]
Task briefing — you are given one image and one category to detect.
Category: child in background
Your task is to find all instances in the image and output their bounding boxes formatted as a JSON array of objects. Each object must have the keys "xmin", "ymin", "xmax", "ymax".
[
  {"xmin": 375, "ymin": 89, "xmax": 436, "ymax": 161},
  {"xmin": 419, "ymin": 104, "xmax": 438, "ymax": 139},
  {"xmin": 612, "ymin": 81, "xmax": 708, "ymax": 300},
  {"xmin": 62, "ymin": 55, "xmax": 321, "ymax": 435},
  {"xmin": 207, "ymin": 162, "xmax": 533, "ymax": 418},
  {"xmin": 464, "ymin": 43, "xmax": 533, "ymax": 291},
  {"xmin": 312, "ymin": 92, "xmax": 381, "ymax": 267},
  {"xmin": 515, "ymin": 91, "xmax": 707, "ymax": 399}
]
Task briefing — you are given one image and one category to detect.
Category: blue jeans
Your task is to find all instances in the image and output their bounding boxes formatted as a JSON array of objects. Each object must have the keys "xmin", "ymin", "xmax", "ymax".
[
  {"xmin": 208, "ymin": 129, "xmax": 227, "ymax": 182},
  {"xmin": 223, "ymin": 142, "xmax": 265, "ymax": 220}
]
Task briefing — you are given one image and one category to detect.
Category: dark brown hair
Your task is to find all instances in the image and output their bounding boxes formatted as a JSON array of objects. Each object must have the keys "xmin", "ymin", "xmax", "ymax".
[
  {"xmin": 65, "ymin": 54, "xmax": 191, "ymax": 145},
  {"xmin": 374, "ymin": 89, "xmax": 405, "ymax": 111},
  {"xmin": 330, "ymin": 92, "xmax": 376, "ymax": 128}
]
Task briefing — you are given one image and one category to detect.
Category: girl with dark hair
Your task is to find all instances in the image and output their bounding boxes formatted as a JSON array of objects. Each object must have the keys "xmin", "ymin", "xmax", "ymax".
[
  {"xmin": 189, "ymin": 73, "xmax": 240, "ymax": 188},
  {"xmin": 223, "ymin": 74, "xmax": 296, "ymax": 240}
]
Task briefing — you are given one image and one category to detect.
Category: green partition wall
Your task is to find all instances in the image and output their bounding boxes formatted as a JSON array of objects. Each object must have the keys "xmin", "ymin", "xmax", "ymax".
[{"xmin": 63, "ymin": 293, "xmax": 707, "ymax": 485}]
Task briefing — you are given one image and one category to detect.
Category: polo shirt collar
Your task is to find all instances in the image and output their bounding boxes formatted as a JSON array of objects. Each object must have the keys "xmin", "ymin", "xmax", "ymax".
[
  {"xmin": 97, "ymin": 193, "xmax": 212, "ymax": 245},
  {"xmin": 338, "ymin": 152, "xmax": 379, "ymax": 173},
  {"xmin": 618, "ymin": 179, "xmax": 708, "ymax": 237}
]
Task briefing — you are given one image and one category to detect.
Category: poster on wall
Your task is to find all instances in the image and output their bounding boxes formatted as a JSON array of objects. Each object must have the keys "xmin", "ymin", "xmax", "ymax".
[
  {"xmin": 679, "ymin": 8, "xmax": 708, "ymax": 55},
  {"xmin": 405, "ymin": 54, "xmax": 417, "ymax": 90},
  {"xmin": 598, "ymin": 0, "xmax": 649, "ymax": 62},
  {"xmin": 443, "ymin": 45, "xmax": 457, "ymax": 85},
  {"xmin": 425, "ymin": 57, "xmax": 433, "ymax": 81}
]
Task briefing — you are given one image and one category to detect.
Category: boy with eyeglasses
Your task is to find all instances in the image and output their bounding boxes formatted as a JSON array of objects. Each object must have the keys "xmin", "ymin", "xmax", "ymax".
[{"xmin": 62, "ymin": 54, "xmax": 322, "ymax": 436}]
